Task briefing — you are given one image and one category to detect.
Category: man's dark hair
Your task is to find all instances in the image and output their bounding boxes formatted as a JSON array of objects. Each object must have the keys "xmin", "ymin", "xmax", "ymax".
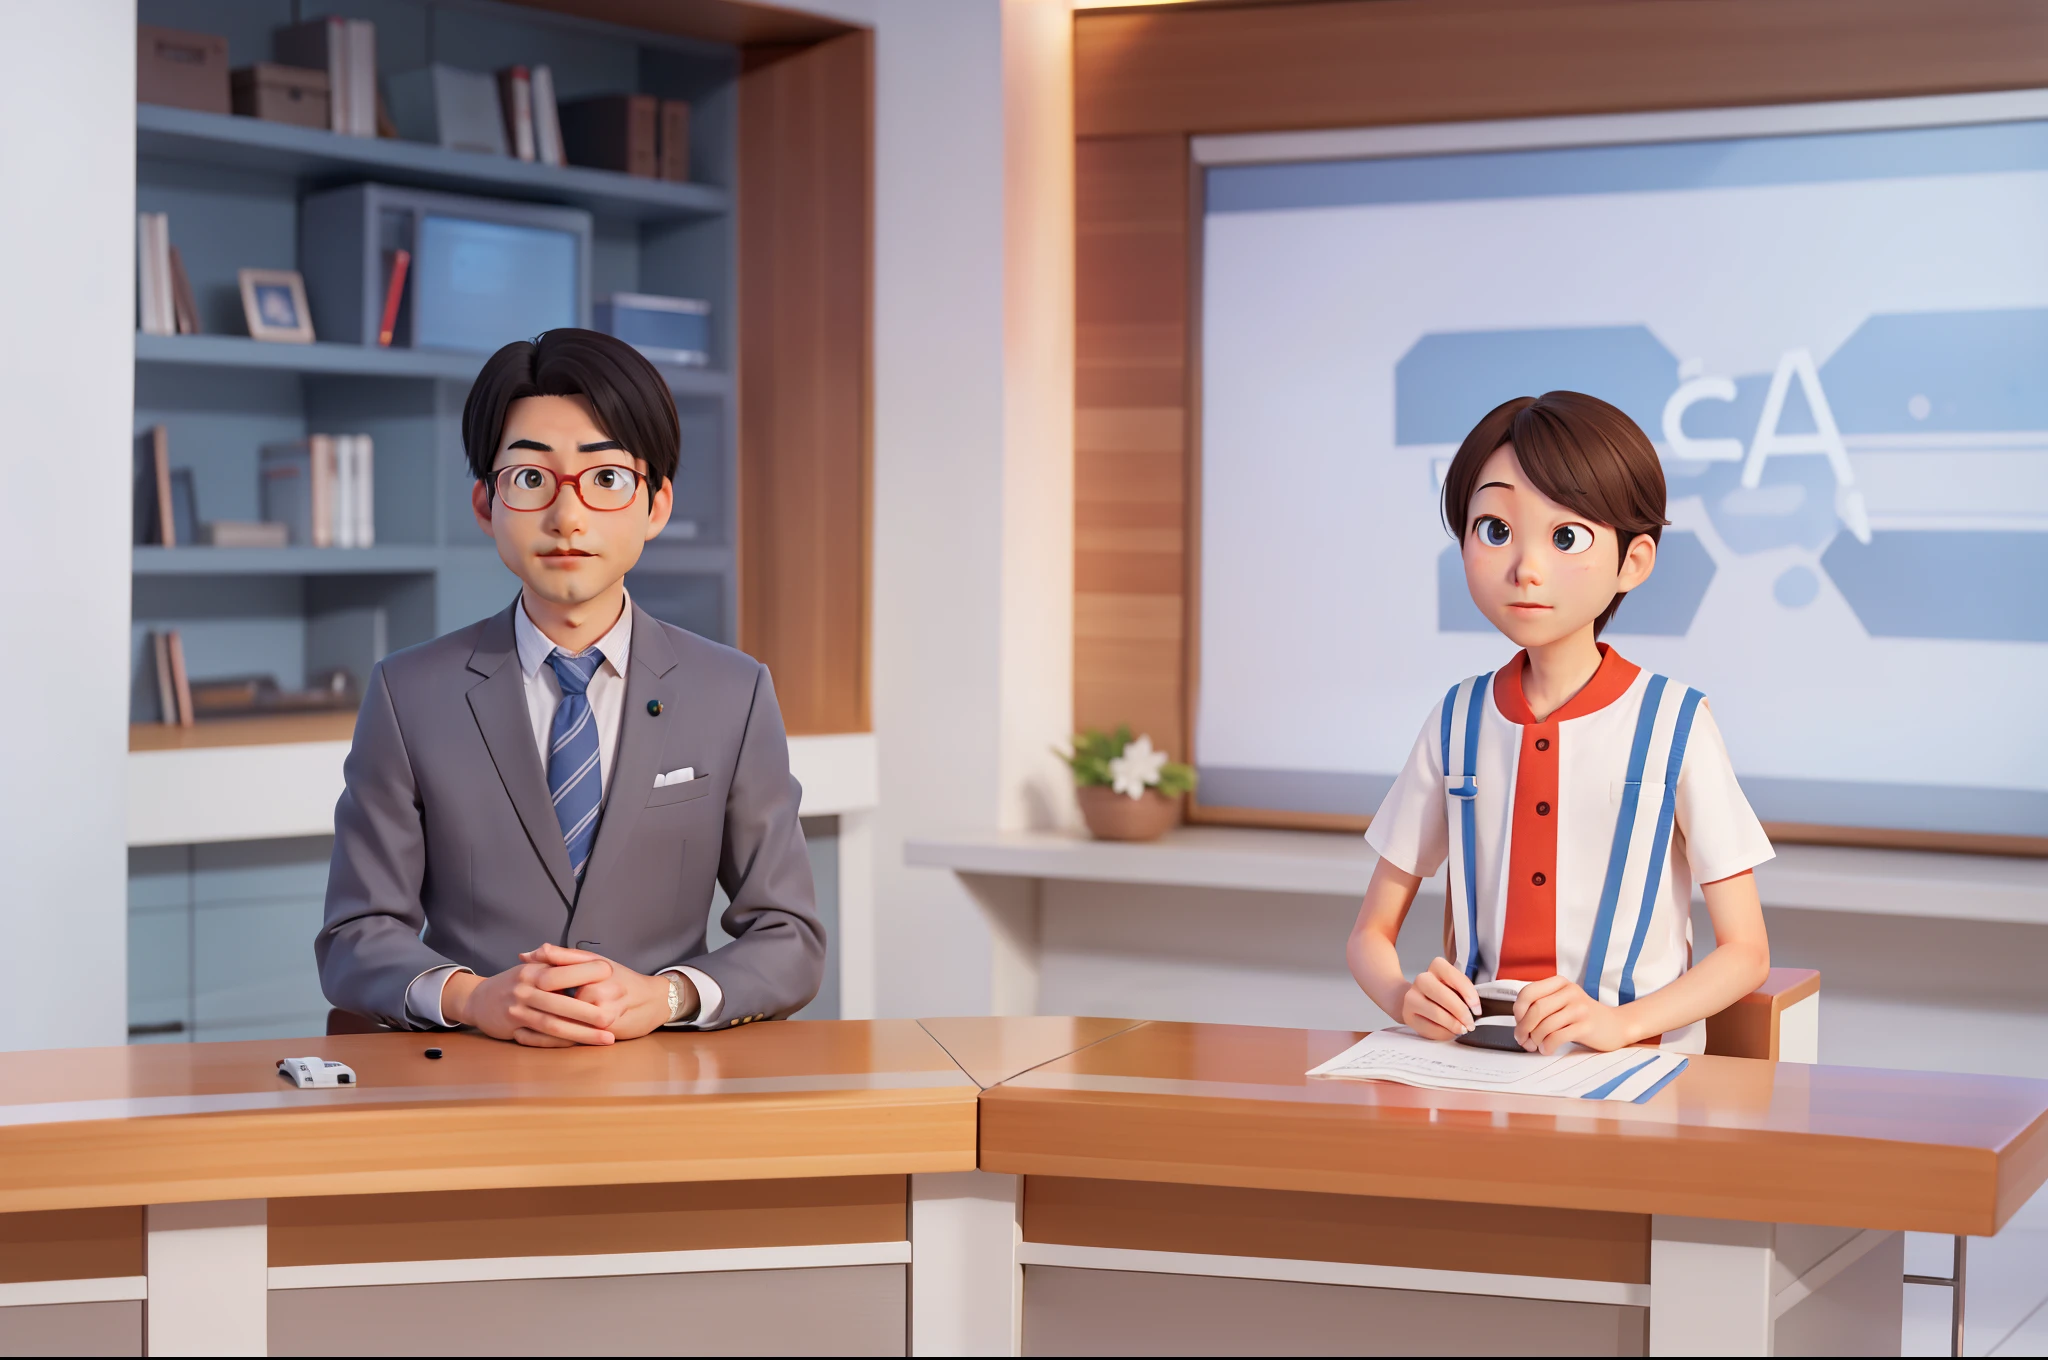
[
  {"xmin": 461, "ymin": 329, "xmax": 680, "ymax": 499},
  {"xmin": 1440, "ymin": 391, "xmax": 1669, "ymax": 637}
]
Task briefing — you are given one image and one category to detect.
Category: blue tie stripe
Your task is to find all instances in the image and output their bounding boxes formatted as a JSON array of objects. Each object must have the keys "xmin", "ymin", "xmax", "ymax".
[
  {"xmin": 545, "ymin": 648, "xmax": 606, "ymax": 881},
  {"xmin": 551, "ymin": 704, "xmax": 593, "ymax": 756},
  {"xmin": 550, "ymin": 749, "xmax": 600, "ymax": 808}
]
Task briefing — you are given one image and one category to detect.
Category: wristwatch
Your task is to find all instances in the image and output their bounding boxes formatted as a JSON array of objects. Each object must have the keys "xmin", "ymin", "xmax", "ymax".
[{"xmin": 665, "ymin": 973, "xmax": 685, "ymax": 1025}]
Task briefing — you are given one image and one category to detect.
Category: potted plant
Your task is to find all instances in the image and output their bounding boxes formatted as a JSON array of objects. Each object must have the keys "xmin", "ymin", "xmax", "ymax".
[{"xmin": 1056, "ymin": 726, "xmax": 1197, "ymax": 842}]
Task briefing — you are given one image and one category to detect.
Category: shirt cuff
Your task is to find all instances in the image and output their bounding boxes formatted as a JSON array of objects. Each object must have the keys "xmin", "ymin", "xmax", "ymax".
[
  {"xmin": 659, "ymin": 966, "xmax": 723, "ymax": 1028},
  {"xmin": 403, "ymin": 964, "xmax": 471, "ymax": 1029}
]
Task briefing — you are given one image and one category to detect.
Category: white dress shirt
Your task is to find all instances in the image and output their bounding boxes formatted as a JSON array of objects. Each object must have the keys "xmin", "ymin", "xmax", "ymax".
[{"xmin": 403, "ymin": 594, "xmax": 724, "ymax": 1029}]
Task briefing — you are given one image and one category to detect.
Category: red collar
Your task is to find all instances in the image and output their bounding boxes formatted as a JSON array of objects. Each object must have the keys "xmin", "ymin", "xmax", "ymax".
[{"xmin": 1494, "ymin": 644, "xmax": 1640, "ymax": 725}]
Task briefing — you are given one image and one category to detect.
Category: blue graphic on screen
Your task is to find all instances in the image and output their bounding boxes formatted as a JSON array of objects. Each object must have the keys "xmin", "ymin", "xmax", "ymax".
[{"xmin": 1398, "ymin": 311, "xmax": 2048, "ymax": 643}]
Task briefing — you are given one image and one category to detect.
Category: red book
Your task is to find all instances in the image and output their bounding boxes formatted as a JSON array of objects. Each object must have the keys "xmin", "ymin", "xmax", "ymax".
[{"xmin": 377, "ymin": 248, "xmax": 411, "ymax": 347}]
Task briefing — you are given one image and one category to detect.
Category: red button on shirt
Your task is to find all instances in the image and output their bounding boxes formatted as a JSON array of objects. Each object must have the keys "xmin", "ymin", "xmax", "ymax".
[{"xmin": 1492, "ymin": 646, "xmax": 1642, "ymax": 982}]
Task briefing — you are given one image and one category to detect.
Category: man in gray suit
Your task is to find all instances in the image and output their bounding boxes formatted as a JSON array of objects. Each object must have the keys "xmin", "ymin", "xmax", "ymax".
[{"xmin": 318, "ymin": 330, "xmax": 824, "ymax": 1044}]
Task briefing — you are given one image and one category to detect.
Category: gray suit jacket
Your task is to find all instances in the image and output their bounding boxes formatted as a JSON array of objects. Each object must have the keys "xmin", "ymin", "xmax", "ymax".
[{"xmin": 317, "ymin": 601, "xmax": 824, "ymax": 1030}]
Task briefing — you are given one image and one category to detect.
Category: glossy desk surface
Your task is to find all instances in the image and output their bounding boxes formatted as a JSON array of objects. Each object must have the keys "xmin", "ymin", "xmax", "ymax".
[
  {"xmin": 4, "ymin": 1018, "xmax": 2045, "ymax": 1236},
  {"xmin": 0, "ymin": 1021, "xmax": 986, "ymax": 1213},
  {"xmin": 978, "ymin": 1022, "xmax": 2048, "ymax": 1237}
]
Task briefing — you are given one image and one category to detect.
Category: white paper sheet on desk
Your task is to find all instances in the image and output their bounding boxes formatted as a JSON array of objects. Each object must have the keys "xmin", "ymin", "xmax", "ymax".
[{"xmin": 1307, "ymin": 1028, "xmax": 1688, "ymax": 1104}]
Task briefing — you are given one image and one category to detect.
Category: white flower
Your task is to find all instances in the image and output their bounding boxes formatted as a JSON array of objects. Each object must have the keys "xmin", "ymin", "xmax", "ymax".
[{"xmin": 1109, "ymin": 735, "xmax": 1168, "ymax": 800}]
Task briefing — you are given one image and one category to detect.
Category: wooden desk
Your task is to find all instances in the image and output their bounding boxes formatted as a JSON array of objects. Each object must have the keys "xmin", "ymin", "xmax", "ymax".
[
  {"xmin": 973, "ymin": 1021, "xmax": 2048, "ymax": 1357},
  {"xmin": 0, "ymin": 1022, "xmax": 1006, "ymax": 1358},
  {"xmin": 3, "ymin": 1018, "xmax": 2044, "ymax": 1357},
  {"xmin": 0, "ymin": 1023, "xmax": 977, "ymax": 1212}
]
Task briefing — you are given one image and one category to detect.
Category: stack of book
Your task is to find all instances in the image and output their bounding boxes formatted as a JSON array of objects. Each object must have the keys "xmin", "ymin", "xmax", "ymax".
[
  {"xmin": 259, "ymin": 435, "xmax": 376, "ymax": 548},
  {"xmin": 188, "ymin": 668, "xmax": 358, "ymax": 720},
  {"xmin": 149, "ymin": 631, "xmax": 194, "ymax": 727},
  {"xmin": 147, "ymin": 635, "xmax": 359, "ymax": 726},
  {"xmin": 275, "ymin": 16, "xmax": 377, "ymax": 138},
  {"xmin": 388, "ymin": 62, "xmax": 567, "ymax": 165},
  {"xmin": 386, "ymin": 64, "xmax": 689, "ymax": 181},
  {"xmin": 136, "ymin": 213, "xmax": 200, "ymax": 337},
  {"xmin": 135, "ymin": 426, "xmax": 290, "ymax": 548},
  {"xmin": 559, "ymin": 93, "xmax": 692, "ymax": 181},
  {"xmin": 498, "ymin": 65, "xmax": 565, "ymax": 166}
]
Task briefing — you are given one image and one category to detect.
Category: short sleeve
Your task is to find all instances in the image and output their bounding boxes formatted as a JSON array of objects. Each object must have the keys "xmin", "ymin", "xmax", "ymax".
[
  {"xmin": 1674, "ymin": 701, "xmax": 1774, "ymax": 885},
  {"xmin": 1365, "ymin": 705, "xmax": 1450, "ymax": 878}
]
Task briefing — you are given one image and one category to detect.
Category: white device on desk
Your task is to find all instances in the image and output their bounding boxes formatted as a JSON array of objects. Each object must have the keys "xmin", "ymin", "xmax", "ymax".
[{"xmin": 277, "ymin": 1057, "xmax": 357, "ymax": 1088}]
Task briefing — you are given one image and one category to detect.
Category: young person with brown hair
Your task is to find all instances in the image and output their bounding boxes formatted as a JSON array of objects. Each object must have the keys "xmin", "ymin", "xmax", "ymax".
[{"xmin": 1347, "ymin": 391, "xmax": 1772, "ymax": 1056}]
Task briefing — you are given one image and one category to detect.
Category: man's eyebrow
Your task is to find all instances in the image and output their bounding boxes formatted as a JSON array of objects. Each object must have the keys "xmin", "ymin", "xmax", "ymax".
[
  {"xmin": 578, "ymin": 440, "xmax": 624, "ymax": 453},
  {"xmin": 507, "ymin": 438, "xmax": 551, "ymax": 452}
]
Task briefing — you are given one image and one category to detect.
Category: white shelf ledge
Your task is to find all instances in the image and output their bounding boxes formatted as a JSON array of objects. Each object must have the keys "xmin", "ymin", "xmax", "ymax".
[
  {"xmin": 904, "ymin": 827, "xmax": 2048, "ymax": 926},
  {"xmin": 130, "ymin": 732, "xmax": 877, "ymax": 847}
]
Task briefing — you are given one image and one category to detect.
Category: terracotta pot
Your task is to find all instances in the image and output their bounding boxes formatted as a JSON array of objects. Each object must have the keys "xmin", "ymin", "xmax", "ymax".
[{"xmin": 1076, "ymin": 784, "xmax": 1180, "ymax": 842}]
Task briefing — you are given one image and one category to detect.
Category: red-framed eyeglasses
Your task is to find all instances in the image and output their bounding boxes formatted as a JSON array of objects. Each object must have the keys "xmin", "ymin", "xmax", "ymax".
[{"xmin": 491, "ymin": 464, "xmax": 644, "ymax": 512}]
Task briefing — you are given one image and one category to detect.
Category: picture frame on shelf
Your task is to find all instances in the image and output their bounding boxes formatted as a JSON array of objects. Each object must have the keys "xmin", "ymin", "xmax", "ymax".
[{"xmin": 238, "ymin": 268, "xmax": 315, "ymax": 343}]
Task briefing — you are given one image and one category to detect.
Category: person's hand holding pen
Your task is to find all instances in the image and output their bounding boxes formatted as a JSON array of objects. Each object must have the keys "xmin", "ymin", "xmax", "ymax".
[{"xmin": 1400, "ymin": 957, "xmax": 1481, "ymax": 1040}]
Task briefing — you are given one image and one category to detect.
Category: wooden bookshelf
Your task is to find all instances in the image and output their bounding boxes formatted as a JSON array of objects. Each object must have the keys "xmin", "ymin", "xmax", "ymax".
[
  {"xmin": 137, "ymin": 103, "xmax": 731, "ymax": 221},
  {"xmin": 132, "ymin": 0, "xmax": 746, "ymax": 737},
  {"xmin": 134, "ymin": 332, "xmax": 732, "ymax": 396},
  {"xmin": 134, "ymin": 546, "xmax": 444, "ymax": 576},
  {"xmin": 129, "ymin": 711, "xmax": 357, "ymax": 752}
]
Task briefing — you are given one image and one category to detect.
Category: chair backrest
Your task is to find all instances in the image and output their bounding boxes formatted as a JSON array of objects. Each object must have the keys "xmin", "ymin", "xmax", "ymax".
[
  {"xmin": 326, "ymin": 1008, "xmax": 389, "ymax": 1036},
  {"xmin": 1703, "ymin": 968, "xmax": 1821, "ymax": 1061}
]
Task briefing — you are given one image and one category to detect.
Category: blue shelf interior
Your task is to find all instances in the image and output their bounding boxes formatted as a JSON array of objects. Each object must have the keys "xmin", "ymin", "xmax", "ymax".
[{"xmin": 133, "ymin": 0, "xmax": 742, "ymax": 725}]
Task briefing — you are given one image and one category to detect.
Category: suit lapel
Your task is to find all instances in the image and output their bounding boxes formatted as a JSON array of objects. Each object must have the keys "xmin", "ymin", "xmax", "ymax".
[
  {"xmin": 465, "ymin": 604, "xmax": 577, "ymax": 908},
  {"xmin": 572, "ymin": 607, "xmax": 689, "ymax": 929}
]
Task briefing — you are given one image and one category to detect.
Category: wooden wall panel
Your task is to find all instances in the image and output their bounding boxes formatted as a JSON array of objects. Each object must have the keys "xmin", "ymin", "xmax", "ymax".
[
  {"xmin": 738, "ymin": 31, "xmax": 874, "ymax": 734},
  {"xmin": 1074, "ymin": 136, "xmax": 1190, "ymax": 760},
  {"xmin": 1077, "ymin": 0, "xmax": 2048, "ymax": 138}
]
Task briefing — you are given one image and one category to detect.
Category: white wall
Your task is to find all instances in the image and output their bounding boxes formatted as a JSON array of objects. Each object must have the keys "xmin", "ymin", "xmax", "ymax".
[
  {"xmin": 0, "ymin": 4, "xmax": 136, "ymax": 1050},
  {"xmin": 998, "ymin": 0, "xmax": 1077, "ymax": 836},
  {"xmin": 868, "ymin": 0, "xmax": 1075, "ymax": 1015}
]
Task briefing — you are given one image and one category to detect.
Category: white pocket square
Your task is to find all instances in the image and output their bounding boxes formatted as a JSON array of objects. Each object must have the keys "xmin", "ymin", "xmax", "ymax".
[{"xmin": 653, "ymin": 767, "xmax": 699, "ymax": 788}]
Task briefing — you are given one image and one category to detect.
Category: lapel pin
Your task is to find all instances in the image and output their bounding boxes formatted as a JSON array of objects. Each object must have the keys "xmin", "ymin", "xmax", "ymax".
[{"xmin": 647, "ymin": 699, "xmax": 663, "ymax": 716}]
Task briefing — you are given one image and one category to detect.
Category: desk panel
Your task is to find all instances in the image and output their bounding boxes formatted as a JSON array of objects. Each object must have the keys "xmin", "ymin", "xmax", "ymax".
[
  {"xmin": 980, "ymin": 1022, "xmax": 2048, "ymax": 1236},
  {"xmin": 269, "ymin": 1265, "xmax": 907, "ymax": 1357},
  {"xmin": 1023, "ymin": 1176, "xmax": 1649, "ymax": 1283},
  {"xmin": 1023, "ymin": 1266, "xmax": 1647, "ymax": 1358},
  {"xmin": 270, "ymin": 1176, "xmax": 906, "ymax": 1266},
  {"xmin": 0, "ymin": 1300, "xmax": 142, "ymax": 1357},
  {"xmin": 0, "ymin": 1208, "xmax": 142, "ymax": 1285}
]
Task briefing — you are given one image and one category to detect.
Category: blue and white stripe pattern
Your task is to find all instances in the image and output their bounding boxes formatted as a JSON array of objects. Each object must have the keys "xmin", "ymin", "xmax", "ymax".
[
  {"xmin": 1437, "ymin": 668, "xmax": 1703, "ymax": 1004},
  {"xmin": 1578, "ymin": 676, "xmax": 1704, "ymax": 1008},
  {"xmin": 545, "ymin": 648, "xmax": 606, "ymax": 881},
  {"xmin": 1438, "ymin": 672, "xmax": 1492, "ymax": 981}
]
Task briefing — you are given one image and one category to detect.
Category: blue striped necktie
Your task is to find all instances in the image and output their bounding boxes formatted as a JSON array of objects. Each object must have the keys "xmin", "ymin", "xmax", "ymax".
[{"xmin": 545, "ymin": 648, "xmax": 606, "ymax": 881}]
